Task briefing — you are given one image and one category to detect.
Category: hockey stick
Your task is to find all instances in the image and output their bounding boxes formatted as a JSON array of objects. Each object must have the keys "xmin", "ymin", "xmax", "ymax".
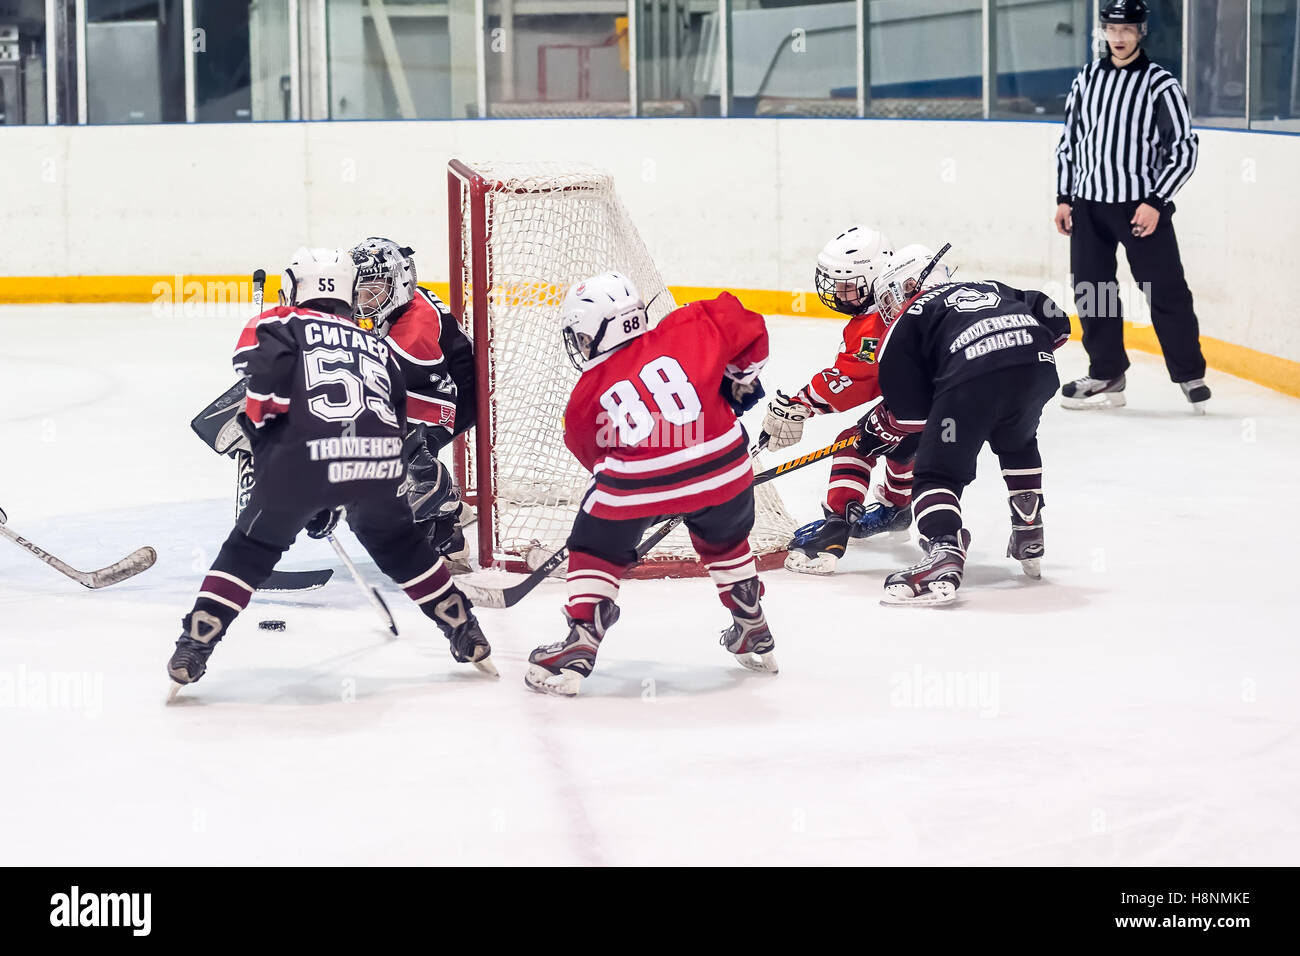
[
  {"xmin": 231, "ymin": 269, "xmax": 333, "ymax": 593},
  {"xmin": 461, "ymin": 435, "xmax": 832, "ymax": 610},
  {"xmin": 0, "ymin": 506, "xmax": 156, "ymax": 589},
  {"xmin": 326, "ymin": 532, "xmax": 399, "ymax": 637}
]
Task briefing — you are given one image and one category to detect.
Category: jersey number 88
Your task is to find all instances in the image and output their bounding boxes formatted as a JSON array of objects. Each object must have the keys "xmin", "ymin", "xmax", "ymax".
[{"xmin": 598, "ymin": 356, "xmax": 702, "ymax": 445}]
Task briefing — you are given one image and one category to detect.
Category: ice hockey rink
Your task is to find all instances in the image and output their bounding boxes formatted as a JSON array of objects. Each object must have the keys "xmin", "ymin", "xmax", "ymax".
[{"xmin": 1, "ymin": 304, "xmax": 1297, "ymax": 867}]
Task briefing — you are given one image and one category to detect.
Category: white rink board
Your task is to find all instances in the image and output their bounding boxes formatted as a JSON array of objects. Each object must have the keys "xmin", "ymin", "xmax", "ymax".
[
  {"xmin": 1, "ymin": 305, "xmax": 1298, "ymax": 865},
  {"xmin": 0, "ymin": 119, "xmax": 1297, "ymax": 362}
]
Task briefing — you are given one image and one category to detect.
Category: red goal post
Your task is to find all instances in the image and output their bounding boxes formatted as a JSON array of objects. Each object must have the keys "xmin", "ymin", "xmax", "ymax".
[{"xmin": 447, "ymin": 159, "xmax": 794, "ymax": 578}]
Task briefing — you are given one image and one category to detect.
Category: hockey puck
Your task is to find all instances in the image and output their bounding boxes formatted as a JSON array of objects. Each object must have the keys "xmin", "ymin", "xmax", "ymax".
[{"xmin": 258, "ymin": 619, "xmax": 286, "ymax": 631}]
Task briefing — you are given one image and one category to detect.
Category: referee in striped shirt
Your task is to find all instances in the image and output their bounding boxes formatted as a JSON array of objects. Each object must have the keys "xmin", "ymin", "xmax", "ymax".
[{"xmin": 1054, "ymin": 0, "xmax": 1211, "ymax": 412}]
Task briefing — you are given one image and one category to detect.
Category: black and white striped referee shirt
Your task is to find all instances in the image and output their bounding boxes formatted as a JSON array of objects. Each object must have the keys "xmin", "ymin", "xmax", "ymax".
[{"xmin": 1055, "ymin": 50, "xmax": 1198, "ymax": 209}]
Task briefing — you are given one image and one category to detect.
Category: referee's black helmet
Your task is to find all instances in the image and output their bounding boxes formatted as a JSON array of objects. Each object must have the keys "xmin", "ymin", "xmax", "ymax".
[{"xmin": 1100, "ymin": 0, "xmax": 1149, "ymax": 23}]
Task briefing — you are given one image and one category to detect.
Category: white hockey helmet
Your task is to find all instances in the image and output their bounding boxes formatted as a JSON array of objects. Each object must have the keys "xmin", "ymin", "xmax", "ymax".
[
  {"xmin": 871, "ymin": 243, "xmax": 955, "ymax": 326},
  {"xmin": 815, "ymin": 225, "xmax": 894, "ymax": 315},
  {"xmin": 351, "ymin": 237, "xmax": 417, "ymax": 335},
  {"xmin": 279, "ymin": 246, "xmax": 359, "ymax": 317},
  {"xmin": 560, "ymin": 271, "xmax": 648, "ymax": 369}
]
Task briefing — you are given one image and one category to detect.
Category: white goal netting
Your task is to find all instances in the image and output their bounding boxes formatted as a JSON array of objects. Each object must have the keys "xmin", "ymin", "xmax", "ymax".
[{"xmin": 451, "ymin": 160, "xmax": 795, "ymax": 575}]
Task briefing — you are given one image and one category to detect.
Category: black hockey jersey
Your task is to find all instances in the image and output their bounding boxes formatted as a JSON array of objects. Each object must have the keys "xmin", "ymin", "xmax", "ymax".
[
  {"xmin": 233, "ymin": 306, "xmax": 408, "ymax": 476},
  {"xmin": 384, "ymin": 288, "xmax": 476, "ymax": 451},
  {"xmin": 877, "ymin": 281, "xmax": 1071, "ymax": 425}
]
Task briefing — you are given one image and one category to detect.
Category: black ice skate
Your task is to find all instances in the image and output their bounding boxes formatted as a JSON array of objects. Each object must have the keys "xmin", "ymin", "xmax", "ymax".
[
  {"xmin": 1007, "ymin": 492, "xmax": 1045, "ymax": 579},
  {"xmin": 1061, "ymin": 373, "xmax": 1126, "ymax": 409},
  {"xmin": 166, "ymin": 611, "xmax": 225, "ymax": 700},
  {"xmin": 784, "ymin": 506, "xmax": 853, "ymax": 575},
  {"xmin": 1178, "ymin": 378, "xmax": 1211, "ymax": 415},
  {"xmin": 719, "ymin": 577, "xmax": 778, "ymax": 673},
  {"xmin": 785, "ymin": 501, "xmax": 912, "ymax": 575},
  {"xmin": 881, "ymin": 530, "xmax": 971, "ymax": 607},
  {"xmin": 851, "ymin": 500, "xmax": 912, "ymax": 540},
  {"xmin": 525, "ymin": 600, "xmax": 620, "ymax": 697},
  {"xmin": 430, "ymin": 589, "xmax": 498, "ymax": 677}
]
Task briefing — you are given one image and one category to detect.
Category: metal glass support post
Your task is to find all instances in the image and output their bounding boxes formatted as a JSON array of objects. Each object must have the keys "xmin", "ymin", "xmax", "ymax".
[
  {"xmin": 628, "ymin": 0, "xmax": 641, "ymax": 117},
  {"xmin": 718, "ymin": 0, "xmax": 731, "ymax": 117},
  {"xmin": 856, "ymin": 0, "xmax": 870, "ymax": 117},
  {"xmin": 982, "ymin": 0, "xmax": 997, "ymax": 119},
  {"xmin": 184, "ymin": 0, "xmax": 196, "ymax": 122}
]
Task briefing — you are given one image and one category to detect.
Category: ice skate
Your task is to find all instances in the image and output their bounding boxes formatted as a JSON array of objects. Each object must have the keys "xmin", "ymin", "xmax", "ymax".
[
  {"xmin": 1179, "ymin": 378, "xmax": 1211, "ymax": 415},
  {"xmin": 166, "ymin": 611, "xmax": 224, "ymax": 700},
  {"xmin": 524, "ymin": 600, "xmax": 619, "ymax": 697},
  {"xmin": 1006, "ymin": 492, "xmax": 1044, "ymax": 579},
  {"xmin": 881, "ymin": 530, "xmax": 971, "ymax": 607},
  {"xmin": 850, "ymin": 499, "xmax": 912, "ymax": 541},
  {"xmin": 784, "ymin": 508, "xmax": 852, "ymax": 574},
  {"xmin": 719, "ymin": 577, "xmax": 778, "ymax": 673},
  {"xmin": 431, "ymin": 590, "xmax": 498, "ymax": 677},
  {"xmin": 1060, "ymin": 374, "xmax": 1126, "ymax": 409}
]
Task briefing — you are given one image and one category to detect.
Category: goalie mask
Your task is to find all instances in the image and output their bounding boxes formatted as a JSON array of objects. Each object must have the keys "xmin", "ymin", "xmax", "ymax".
[
  {"xmin": 871, "ymin": 243, "xmax": 955, "ymax": 326},
  {"xmin": 279, "ymin": 247, "xmax": 359, "ymax": 317},
  {"xmin": 351, "ymin": 237, "xmax": 417, "ymax": 336},
  {"xmin": 815, "ymin": 225, "xmax": 894, "ymax": 315},
  {"xmin": 560, "ymin": 272, "xmax": 648, "ymax": 370}
]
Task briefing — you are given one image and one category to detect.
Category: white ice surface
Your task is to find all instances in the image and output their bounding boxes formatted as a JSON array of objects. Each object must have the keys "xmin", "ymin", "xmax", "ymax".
[{"xmin": 1, "ymin": 305, "xmax": 1298, "ymax": 866}]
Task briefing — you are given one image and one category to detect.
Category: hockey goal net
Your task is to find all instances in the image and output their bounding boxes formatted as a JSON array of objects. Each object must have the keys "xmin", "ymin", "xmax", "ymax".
[{"xmin": 448, "ymin": 159, "xmax": 795, "ymax": 577}]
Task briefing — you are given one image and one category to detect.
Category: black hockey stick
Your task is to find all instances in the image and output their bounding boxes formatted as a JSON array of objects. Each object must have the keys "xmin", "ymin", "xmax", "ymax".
[
  {"xmin": 232, "ymin": 269, "xmax": 332, "ymax": 593},
  {"xmin": 0, "ymin": 506, "xmax": 156, "ymax": 589},
  {"xmin": 460, "ymin": 435, "xmax": 842, "ymax": 610},
  {"xmin": 326, "ymin": 532, "xmax": 398, "ymax": 636}
]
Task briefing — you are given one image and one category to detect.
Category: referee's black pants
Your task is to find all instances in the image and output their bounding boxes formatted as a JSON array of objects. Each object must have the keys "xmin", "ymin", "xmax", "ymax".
[{"xmin": 1070, "ymin": 198, "xmax": 1207, "ymax": 384}]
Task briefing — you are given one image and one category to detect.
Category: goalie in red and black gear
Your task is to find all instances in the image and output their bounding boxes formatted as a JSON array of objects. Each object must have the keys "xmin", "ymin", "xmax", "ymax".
[
  {"xmin": 870, "ymin": 245, "xmax": 1071, "ymax": 605},
  {"xmin": 760, "ymin": 226, "xmax": 918, "ymax": 575},
  {"xmin": 523, "ymin": 273, "xmax": 778, "ymax": 697},
  {"xmin": 167, "ymin": 247, "xmax": 497, "ymax": 695},
  {"xmin": 351, "ymin": 237, "xmax": 477, "ymax": 563}
]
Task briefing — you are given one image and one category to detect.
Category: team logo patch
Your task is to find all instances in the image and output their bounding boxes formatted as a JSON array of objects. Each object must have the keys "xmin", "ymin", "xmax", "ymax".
[{"xmin": 855, "ymin": 337, "xmax": 879, "ymax": 364}]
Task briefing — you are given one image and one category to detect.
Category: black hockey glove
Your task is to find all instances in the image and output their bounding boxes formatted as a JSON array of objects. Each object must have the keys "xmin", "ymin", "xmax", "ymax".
[
  {"xmin": 305, "ymin": 507, "xmax": 343, "ymax": 539},
  {"xmin": 720, "ymin": 376, "xmax": 766, "ymax": 416},
  {"xmin": 857, "ymin": 404, "xmax": 914, "ymax": 459}
]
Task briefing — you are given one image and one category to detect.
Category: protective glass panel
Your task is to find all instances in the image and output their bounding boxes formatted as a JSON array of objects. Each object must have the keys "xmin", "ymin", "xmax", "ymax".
[
  {"xmin": 327, "ymin": 0, "xmax": 458, "ymax": 119},
  {"xmin": 867, "ymin": 0, "xmax": 981, "ymax": 119},
  {"xmin": 996, "ymin": 0, "xmax": 1092, "ymax": 119},
  {"xmin": 485, "ymin": 5, "xmax": 630, "ymax": 118},
  {"xmin": 0, "ymin": 0, "xmax": 50, "ymax": 124},
  {"xmin": 727, "ymin": 0, "xmax": 858, "ymax": 118},
  {"xmin": 84, "ymin": 0, "xmax": 185, "ymax": 124},
  {"xmin": 1251, "ymin": 0, "xmax": 1300, "ymax": 129},
  {"xmin": 634, "ymin": 0, "xmax": 720, "ymax": 117},
  {"xmin": 1190, "ymin": 0, "xmax": 1247, "ymax": 124}
]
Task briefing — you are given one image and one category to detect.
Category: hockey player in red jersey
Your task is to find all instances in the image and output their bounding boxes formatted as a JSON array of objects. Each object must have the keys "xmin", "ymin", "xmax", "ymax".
[
  {"xmin": 760, "ymin": 226, "xmax": 916, "ymax": 574},
  {"xmin": 350, "ymin": 238, "xmax": 476, "ymax": 564},
  {"xmin": 167, "ymin": 248, "xmax": 497, "ymax": 695},
  {"xmin": 523, "ymin": 273, "xmax": 776, "ymax": 696}
]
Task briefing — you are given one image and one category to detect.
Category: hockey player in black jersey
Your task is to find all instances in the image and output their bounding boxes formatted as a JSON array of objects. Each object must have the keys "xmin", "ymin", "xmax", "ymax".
[
  {"xmin": 861, "ymin": 246, "xmax": 1071, "ymax": 605},
  {"xmin": 167, "ymin": 248, "xmax": 497, "ymax": 695},
  {"xmin": 350, "ymin": 238, "xmax": 477, "ymax": 564}
]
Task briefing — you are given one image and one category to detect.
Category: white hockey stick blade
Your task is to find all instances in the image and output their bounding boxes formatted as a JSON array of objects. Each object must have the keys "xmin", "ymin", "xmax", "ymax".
[
  {"xmin": 0, "ymin": 518, "xmax": 157, "ymax": 589},
  {"xmin": 880, "ymin": 581, "xmax": 959, "ymax": 607}
]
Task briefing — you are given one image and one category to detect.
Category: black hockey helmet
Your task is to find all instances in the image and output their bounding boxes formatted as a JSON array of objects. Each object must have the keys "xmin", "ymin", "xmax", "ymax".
[{"xmin": 1100, "ymin": 0, "xmax": 1149, "ymax": 24}]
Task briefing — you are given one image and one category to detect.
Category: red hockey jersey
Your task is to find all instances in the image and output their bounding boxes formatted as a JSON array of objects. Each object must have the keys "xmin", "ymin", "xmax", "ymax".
[
  {"xmin": 384, "ymin": 287, "xmax": 476, "ymax": 445},
  {"xmin": 564, "ymin": 292, "xmax": 768, "ymax": 521},
  {"xmin": 797, "ymin": 306, "xmax": 889, "ymax": 415}
]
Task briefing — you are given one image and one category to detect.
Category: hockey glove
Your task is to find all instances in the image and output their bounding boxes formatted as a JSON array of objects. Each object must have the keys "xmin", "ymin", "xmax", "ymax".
[
  {"xmin": 720, "ymin": 376, "xmax": 766, "ymax": 416},
  {"xmin": 305, "ymin": 507, "xmax": 344, "ymax": 540},
  {"xmin": 760, "ymin": 390, "xmax": 813, "ymax": 450},
  {"xmin": 857, "ymin": 404, "xmax": 916, "ymax": 459}
]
